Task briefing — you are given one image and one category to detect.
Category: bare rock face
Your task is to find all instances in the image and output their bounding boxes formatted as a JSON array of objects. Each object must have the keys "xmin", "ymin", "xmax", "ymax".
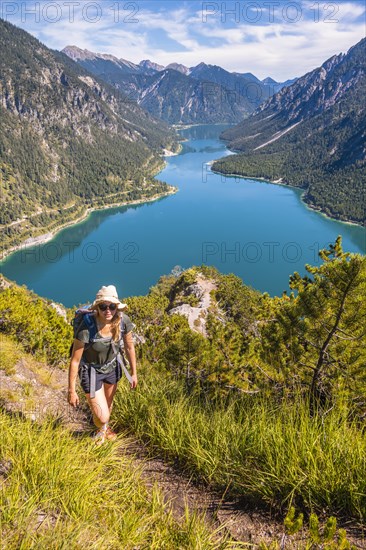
[
  {"xmin": 169, "ymin": 303, "xmax": 203, "ymax": 331},
  {"xmin": 0, "ymin": 275, "xmax": 12, "ymax": 290},
  {"xmin": 63, "ymin": 49, "xmax": 263, "ymax": 124},
  {"xmin": 168, "ymin": 275, "xmax": 217, "ymax": 336},
  {"xmin": 50, "ymin": 303, "xmax": 68, "ymax": 321},
  {"xmin": 183, "ymin": 283, "xmax": 204, "ymax": 300}
]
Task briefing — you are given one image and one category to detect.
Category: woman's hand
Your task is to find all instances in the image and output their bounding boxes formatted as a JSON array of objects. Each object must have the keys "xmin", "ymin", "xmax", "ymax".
[
  {"xmin": 68, "ymin": 339, "xmax": 84, "ymax": 408},
  {"xmin": 130, "ymin": 373, "xmax": 138, "ymax": 390},
  {"xmin": 68, "ymin": 389, "xmax": 80, "ymax": 407},
  {"xmin": 123, "ymin": 332, "xmax": 138, "ymax": 390}
]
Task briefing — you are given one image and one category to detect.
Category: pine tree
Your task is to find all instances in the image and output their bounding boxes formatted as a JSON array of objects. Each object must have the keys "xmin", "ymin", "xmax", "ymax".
[{"xmin": 279, "ymin": 237, "xmax": 366, "ymax": 411}]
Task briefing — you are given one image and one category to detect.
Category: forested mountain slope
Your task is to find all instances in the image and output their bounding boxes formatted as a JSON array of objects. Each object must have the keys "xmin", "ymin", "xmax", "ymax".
[
  {"xmin": 212, "ymin": 39, "xmax": 366, "ymax": 224},
  {"xmin": 132, "ymin": 68, "xmax": 249, "ymax": 124},
  {"xmin": 0, "ymin": 19, "xmax": 177, "ymax": 252}
]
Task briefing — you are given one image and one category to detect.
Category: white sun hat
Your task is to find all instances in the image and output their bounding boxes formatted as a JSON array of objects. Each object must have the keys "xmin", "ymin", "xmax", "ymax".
[{"xmin": 91, "ymin": 285, "xmax": 127, "ymax": 310}]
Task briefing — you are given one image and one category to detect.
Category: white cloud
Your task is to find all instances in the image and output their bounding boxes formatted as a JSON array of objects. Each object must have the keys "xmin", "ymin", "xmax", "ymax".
[
  {"xmin": 138, "ymin": 5, "xmax": 365, "ymax": 79},
  {"xmin": 5, "ymin": 0, "xmax": 365, "ymax": 80}
]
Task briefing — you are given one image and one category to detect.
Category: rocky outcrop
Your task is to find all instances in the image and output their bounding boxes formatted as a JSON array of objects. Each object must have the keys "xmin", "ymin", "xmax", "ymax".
[
  {"xmin": 169, "ymin": 276, "xmax": 217, "ymax": 336},
  {"xmin": 50, "ymin": 303, "xmax": 68, "ymax": 321}
]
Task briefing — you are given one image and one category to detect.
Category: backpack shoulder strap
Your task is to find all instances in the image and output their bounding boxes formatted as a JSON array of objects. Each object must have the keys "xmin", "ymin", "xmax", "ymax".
[
  {"xmin": 111, "ymin": 315, "xmax": 128, "ymax": 354},
  {"xmin": 70, "ymin": 309, "xmax": 98, "ymax": 357},
  {"xmin": 83, "ymin": 312, "xmax": 98, "ymax": 343},
  {"xmin": 120, "ymin": 314, "xmax": 127, "ymax": 336}
]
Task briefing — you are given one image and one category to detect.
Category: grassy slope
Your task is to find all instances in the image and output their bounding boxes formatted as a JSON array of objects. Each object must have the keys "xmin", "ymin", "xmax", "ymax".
[
  {"xmin": 114, "ymin": 366, "xmax": 366, "ymax": 523},
  {"xmin": 0, "ymin": 411, "xmax": 229, "ymax": 549}
]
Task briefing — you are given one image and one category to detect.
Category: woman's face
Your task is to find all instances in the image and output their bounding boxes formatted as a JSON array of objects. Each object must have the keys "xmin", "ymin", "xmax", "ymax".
[{"xmin": 97, "ymin": 302, "xmax": 117, "ymax": 322}]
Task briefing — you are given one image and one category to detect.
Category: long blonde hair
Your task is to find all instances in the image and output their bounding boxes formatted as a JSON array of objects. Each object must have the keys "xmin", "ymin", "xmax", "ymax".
[{"xmin": 110, "ymin": 311, "xmax": 121, "ymax": 342}]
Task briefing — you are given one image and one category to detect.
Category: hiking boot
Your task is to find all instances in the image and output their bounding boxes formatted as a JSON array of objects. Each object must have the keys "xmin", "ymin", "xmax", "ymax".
[
  {"xmin": 92, "ymin": 429, "xmax": 106, "ymax": 445},
  {"xmin": 105, "ymin": 426, "xmax": 118, "ymax": 441}
]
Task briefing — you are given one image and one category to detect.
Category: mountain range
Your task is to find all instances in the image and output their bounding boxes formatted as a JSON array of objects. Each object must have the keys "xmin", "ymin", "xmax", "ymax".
[
  {"xmin": 0, "ymin": 18, "xmax": 177, "ymax": 251},
  {"xmin": 62, "ymin": 46, "xmax": 295, "ymax": 124},
  {"xmin": 212, "ymin": 38, "xmax": 366, "ymax": 224}
]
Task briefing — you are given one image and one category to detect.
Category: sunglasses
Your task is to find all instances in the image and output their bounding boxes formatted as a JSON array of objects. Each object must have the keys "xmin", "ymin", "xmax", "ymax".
[{"xmin": 98, "ymin": 303, "xmax": 117, "ymax": 312}]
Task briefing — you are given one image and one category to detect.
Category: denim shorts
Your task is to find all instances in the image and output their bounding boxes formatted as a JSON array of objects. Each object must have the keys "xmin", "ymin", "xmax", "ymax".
[{"xmin": 79, "ymin": 363, "xmax": 122, "ymax": 394}]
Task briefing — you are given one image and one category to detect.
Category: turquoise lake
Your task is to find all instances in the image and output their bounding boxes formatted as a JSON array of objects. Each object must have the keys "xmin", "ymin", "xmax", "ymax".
[{"xmin": 1, "ymin": 124, "xmax": 365, "ymax": 306}]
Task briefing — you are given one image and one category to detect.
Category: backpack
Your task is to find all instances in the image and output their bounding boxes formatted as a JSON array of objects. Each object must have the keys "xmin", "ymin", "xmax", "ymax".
[{"xmin": 70, "ymin": 307, "xmax": 97, "ymax": 351}]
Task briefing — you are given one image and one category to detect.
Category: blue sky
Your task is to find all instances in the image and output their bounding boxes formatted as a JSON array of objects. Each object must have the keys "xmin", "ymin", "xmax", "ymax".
[{"xmin": 1, "ymin": 0, "xmax": 365, "ymax": 80}]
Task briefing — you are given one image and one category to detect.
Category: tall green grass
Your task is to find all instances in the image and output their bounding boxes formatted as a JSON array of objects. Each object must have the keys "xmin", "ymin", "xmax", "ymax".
[
  {"xmin": 114, "ymin": 368, "xmax": 366, "ymax": 522},
  {"xmin": 0, "ymin": 410, "xmax": 234, "ymax": 549}
]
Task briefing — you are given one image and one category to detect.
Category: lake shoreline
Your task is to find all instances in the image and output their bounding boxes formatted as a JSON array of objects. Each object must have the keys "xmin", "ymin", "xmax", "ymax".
[
  {"xmin": 0, "ymin": 187, "xmax": 178, "ymax": 263},
  {"xmin": 2, "ymin": 124, "xmax": 364, "ymax": 303},
  {"xmin": 210, "ymin": 167, "xmax": 364, "ymax": 228}
]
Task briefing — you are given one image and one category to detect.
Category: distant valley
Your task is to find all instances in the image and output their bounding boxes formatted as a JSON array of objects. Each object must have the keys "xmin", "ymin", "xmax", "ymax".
[{"xmin": 63, "ymin": 46, "xmax": 295, "ymax": 124}]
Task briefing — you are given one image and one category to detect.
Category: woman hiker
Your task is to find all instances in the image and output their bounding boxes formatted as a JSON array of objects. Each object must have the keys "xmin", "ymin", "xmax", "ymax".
[{"xmin": 68, "ymin": 285, "xmax": 137, "ymax": 444}]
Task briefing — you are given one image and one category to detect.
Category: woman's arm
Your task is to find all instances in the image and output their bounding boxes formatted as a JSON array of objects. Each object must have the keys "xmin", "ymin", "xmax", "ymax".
[
  {"xmin": 68, "ymin": 339, "xmax": 85, "ymax": 407},
  {"xmin": 123, "ymin": 331, "xmax": 137, "ymax": 389}
]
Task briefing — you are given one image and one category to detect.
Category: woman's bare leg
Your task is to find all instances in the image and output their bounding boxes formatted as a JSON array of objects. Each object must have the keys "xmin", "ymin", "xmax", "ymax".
[
  {"xmin": 104, "ymin": 382, "xmax": 118, "ymax": 415},
  {"xmin": 86, "ymin": 387, "xmax": 110, "ymax": 428}
]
